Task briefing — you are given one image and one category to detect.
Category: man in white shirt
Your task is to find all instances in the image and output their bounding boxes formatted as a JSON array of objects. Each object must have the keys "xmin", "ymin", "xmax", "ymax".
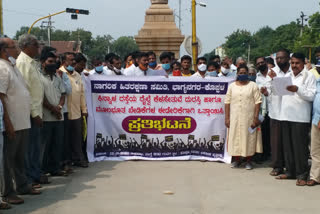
[
  {"xmin": 255, "ymin": 57, "xmax": 272, "ymax": 162},
  {"xmin": 0, "ymin": 37, "xmax": 40, "ymax": 205},
  {"xmin": 124, "ymin": 52, "xmax": 166, "ymax": 77},
  {"xmin": 192, "ymin": 57, "xmax": 208, "ymax": 78},
  {"xmin": 267, "ymin": 49, "xmax": 291, "ymax": 176},
  {"xmin": 103, "ymin": 55, "xmax": 123, "ymax": 76},
  {"xmin": 123, "ymin": 51, "xmax": 139, "ymax": 76},
  {"xmin": 88, "ymin": 59, "xmax": 107, "ymax": 76},
  {"xmin": 16, "ymin": 34, "xmax": 47, "ymax": 187},
  {"xmin": 276, "ymin": 53, "xmax": 316, "ymax": 186},
  {"xmin": 218, "ymin": 59, "xmax": 236, "ymax": 78}
]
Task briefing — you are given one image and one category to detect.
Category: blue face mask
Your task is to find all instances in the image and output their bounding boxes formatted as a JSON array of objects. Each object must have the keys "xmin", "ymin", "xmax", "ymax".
[
  {"xmin": 248, "ymin": 75, "xmax": 256, "ymax": 82},
  {"xmin": 162, "ymin": 63, "xmax": 171, "ymax": 71},
  {"xmin": 237, "ymin": 74, "xmax": 249, "ymax": 81},
  {"xmin": 148, "ymin": 61, "xmax": 157, "ymax": 68},
  {"xmin": 208, "ymin": 71, "xmax": 218, "ymax": 77},
  {"xmin": 66, "ymin": 65, "xmax": 74, "ymax": 72},
  {"xmin": 95, "ymin": 65, "xmax": 104, "ymax": 73}
]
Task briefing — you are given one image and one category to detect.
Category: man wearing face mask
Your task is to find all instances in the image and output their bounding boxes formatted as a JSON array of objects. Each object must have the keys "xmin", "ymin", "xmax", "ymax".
[
  {"xmin": 192, "ymin": 57, "xmax": 208, "ymax": 78},
  {"xmin": 125, "ymin": 52, "xmax": 166, "ymax": 77},
  {"xmin": 59, "ymin": 52, "xmax": 75, "ymax": 174},
  {"xmin": 255, "ymin": 57, "xmax": 272, "ymax": 163},
  {"xmin": 267, "ymin": 49, "xmax": 291, "ymax": 177},
  {"xmin": 147, "ymin": 51, "xmax": 162, "ymax": 70},
  {"xmin": 104, "ymin": 55, "xmax": 123, "ymax": 76},
  {"xmin": 39, "ymin": 52, "xmax": 66, "ymax": 177},
  {"xmin": 219, "ymin": 59, "xmax": 236, "ymax": 77},
  {"xmin": 65, "ymin": 53, "xmax": 88, "ymax": 168},
  {"xmin": 0, "ymin": 37, "xmax": 40, "ymax": 205},
  {"xmin": 160, "ymin": 52, "xmax": 172, "ymax": 75},
  {"xmin": 309, "ymin": 47, "xmax": 320, "ymax": 79},
  {"xmin": 206, "ymin": 62, "xmax": 220, "ymax": 77},
  {"xmin": 89, "ymin": 59, "xmax": 105, "ymax": 76}
]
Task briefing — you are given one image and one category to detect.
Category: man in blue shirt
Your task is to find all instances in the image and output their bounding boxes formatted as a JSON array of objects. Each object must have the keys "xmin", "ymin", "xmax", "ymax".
[{"xmin": 308, "ymin": 74, "xmax": 320, "ymax": 186}]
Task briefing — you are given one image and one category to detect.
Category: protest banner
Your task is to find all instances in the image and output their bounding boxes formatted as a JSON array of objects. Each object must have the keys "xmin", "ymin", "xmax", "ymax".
[{"xmin": 84, "ymin": 76, "xmax": 233, "ymax": 163}]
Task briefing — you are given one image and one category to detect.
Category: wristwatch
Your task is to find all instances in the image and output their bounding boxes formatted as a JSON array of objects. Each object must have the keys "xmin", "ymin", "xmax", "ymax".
[{"xmin": 57, "ymin": 105, "xmax": 63, "ymax": 110}]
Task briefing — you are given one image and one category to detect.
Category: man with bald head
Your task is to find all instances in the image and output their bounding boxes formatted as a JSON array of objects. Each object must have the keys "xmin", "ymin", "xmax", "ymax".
[
  {"xmin": 0, "ymin": 37, "xmax": 40, "ymax": 205},
  {"xmin": 16, "ymin": 34, "xmax": 46, "ymax": 187}
]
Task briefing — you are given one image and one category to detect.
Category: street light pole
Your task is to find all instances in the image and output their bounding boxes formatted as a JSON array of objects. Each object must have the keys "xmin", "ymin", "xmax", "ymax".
[
  {"xmin": 191, "ymin": 0, "xmax": 198, "ymax": 71},
  {"xmin": 28, "ymin": 10, "xmax": 66, "ymax": 34},
  {"xmin": 0, "ymin": 0, "xmax": 3, "ymax": 35}
]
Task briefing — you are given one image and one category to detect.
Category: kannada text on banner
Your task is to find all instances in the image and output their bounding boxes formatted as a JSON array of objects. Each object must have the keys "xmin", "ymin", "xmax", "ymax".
[{"xmin": 85, "ymin": 76, "xmax": 234, "ymax": 163}]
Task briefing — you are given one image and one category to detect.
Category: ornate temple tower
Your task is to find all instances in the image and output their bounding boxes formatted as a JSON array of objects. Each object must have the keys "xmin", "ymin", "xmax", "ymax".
[{"xmin": 135, "ymin": 0, "xmax": 185, "ymax": 59}]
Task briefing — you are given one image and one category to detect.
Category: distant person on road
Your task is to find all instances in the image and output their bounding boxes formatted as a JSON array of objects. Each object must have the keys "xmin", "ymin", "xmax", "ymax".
[{"xmin": 225, "ymin": 65, "xmax": 262, "ymax": 170}]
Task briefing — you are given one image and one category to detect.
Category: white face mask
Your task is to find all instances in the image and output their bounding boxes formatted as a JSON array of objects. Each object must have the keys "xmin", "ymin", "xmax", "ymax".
[
  {"xmin": 221, "ymin": 66, "xmax": 230, "ymax": 74},
  {"xmin": 198, "ymin": 64, "xmax": 207, "ymax": 72},
  {"xmin": 8, "ymin": 56, "xmax": 16, "ymax": 65}
]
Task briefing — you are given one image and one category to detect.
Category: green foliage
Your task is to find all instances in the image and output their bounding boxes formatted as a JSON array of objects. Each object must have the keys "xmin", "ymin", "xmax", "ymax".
[
  {"xmin": 218, "ymin": 9, "xmax": 320, "ymax": 63},
  {"xmin": 14, "ymin": 26, "xmax": 139, "ymax": 61},
  {"xmin": 223, "ymin": 29, "xmax": 252, "ymax": 61},
  {"xmin": 111, "ymin": 36, "xmax": 139, "ymax": 60}
]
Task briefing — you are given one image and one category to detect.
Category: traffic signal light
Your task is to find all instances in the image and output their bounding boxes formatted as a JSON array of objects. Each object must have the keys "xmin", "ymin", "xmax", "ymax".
[{"xmin": 66, "ymin": 8, "xmax": 89, "ymax": 15}]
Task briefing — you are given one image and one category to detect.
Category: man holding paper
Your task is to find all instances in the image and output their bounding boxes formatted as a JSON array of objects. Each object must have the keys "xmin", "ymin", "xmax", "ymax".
[
  {"xmin": 276, "ymin": 53, "xmax": 316, "ymax": 186},
  {"xmin": 267, "ymin": 49, "xmax": 291, "ymax": 176}
]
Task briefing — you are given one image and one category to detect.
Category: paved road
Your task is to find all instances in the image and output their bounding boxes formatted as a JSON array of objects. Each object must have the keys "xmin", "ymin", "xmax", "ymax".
[{"xmin": 4, "ymin": 161, "xmax": 319, "ymax": 214}]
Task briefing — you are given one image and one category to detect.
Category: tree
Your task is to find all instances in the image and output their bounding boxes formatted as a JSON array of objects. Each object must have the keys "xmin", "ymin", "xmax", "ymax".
[
  {"xmin": 87, "ymin": 35, "xmax": 113, "ymax": 60},
  {"xmin": 223, "ymin": 29, "xmax": 252, "ymax": 62},
  {"xmin": 271, "ymin": 22, "xmax": 300, "ymax": 52},
  {"xmin": 13, "ymin": 27, "xmax": 137, "ymax": 61},
  {"xmin": 111, "ymin": 36, "xmax": 139, "ymax": 60},
  {"xmin": 250, "ymin": 26, "xmax": 274, "ymax": 60}
]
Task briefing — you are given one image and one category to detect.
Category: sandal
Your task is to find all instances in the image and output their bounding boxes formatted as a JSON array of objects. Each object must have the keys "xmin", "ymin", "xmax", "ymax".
[
  {"xmin": 269, "ymin": 168, "xmax": 283, "ymax": 176},
  {"xmin": 307, "ymin": 179, "xmax": 320, "ymax": 186},
  {"xmin": 20, "ymin": 188, "xmax": 42, "ymax": 195},
  {"xmin": 296, "ymin": 179, "xmax": 307, "ymax": 186},
  {"xmin": 2, "ymin": 195, "xmax": 24, "ymax": 204},
  {"xmin": 275, "ymin": 174, "xmax": 294, "ymax": 180},
  {"xmin": 0, "ymin": 202, "xmax": 12, "ymax": 210},
  {"xmin": 32, "ymin": 183, "xmax": 42, "ymax": 189}
]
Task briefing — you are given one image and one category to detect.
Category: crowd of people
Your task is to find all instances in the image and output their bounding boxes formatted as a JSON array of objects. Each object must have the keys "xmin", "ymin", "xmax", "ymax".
[{"xmin": 0, "ymin": 33, "xmax": 319, "ymax": 211}]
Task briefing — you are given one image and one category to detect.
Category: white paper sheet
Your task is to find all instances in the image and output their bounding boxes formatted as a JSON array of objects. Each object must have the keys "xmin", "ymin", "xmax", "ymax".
[
  {"xmin": 272, "ymin": 76, "xmax": 294, "ymax": 96},
  {"xmin": 248, "ymin": 115, "xmax": 265, "ymax": 134}
]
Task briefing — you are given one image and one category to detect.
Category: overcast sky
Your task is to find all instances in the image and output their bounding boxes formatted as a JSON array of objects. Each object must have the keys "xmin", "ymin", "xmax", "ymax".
[{"xmin": 3, "ymin": 0, "xmax": 320, "ymax": 55}]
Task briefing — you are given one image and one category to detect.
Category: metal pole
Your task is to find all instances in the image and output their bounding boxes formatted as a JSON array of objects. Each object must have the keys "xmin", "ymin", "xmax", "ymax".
[
  {"xmin": 48, "ymin": 16, "xmax": 51, "ymax": 46},
  {"xmin": 192, "ymin": 0, "xmax": 198, "ymax": 71},
  {"xmin": 309, "ymin": 47, "xmax": 312, "ymax": 61},
  {"xmin": 248, "ymin": 44, "xmax": 251, "ymax": 63},
  {"xmin": 0, "ymin": 0, "xmax": 3, "ymax": 35},
  {"xmin": 28, "ymin": 10, "xmax": 66, "ymax": 34},
  {"xmin": 179, "ymin": 0, "xmax": 181, "ymax": 29}
]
